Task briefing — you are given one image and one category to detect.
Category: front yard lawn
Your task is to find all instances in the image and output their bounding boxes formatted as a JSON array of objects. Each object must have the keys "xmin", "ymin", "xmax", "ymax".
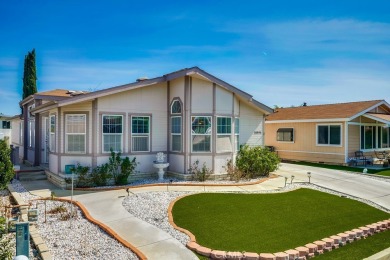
[{"xmin": 172, "ymin": 189, "xmax": 389, "ymax": 253}]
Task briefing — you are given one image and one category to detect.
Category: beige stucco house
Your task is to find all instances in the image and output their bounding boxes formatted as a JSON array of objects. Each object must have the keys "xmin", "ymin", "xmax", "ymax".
[
  {"xmin": 14, "ymin": 67, "xmax": 272, "ymax": 182},
  {"xmin": 265, "ymin": 100, "xmax": 390, "ymax": 165}
]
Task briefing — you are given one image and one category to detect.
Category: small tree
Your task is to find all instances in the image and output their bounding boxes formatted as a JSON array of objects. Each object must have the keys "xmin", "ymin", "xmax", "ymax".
[
  {"xmin": 102, "ymin": 149, "xmax": 137, "ymax": 185},
  {"xmin": 236, "ymin": 145, "xmax": 280, "ymax": 178},
  {"xmin": 0, "ymin": 140, "xmax": 14, "ymax": 189},
  {"xmin": 22, "ymin": 49, "xmax": 37, "ymax": 99}
]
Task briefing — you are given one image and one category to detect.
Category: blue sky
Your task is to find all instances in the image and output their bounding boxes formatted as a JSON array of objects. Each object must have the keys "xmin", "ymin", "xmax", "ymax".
[{"xmin": 1, "ymin": 0, "xmax": 389, "ymax": 116}]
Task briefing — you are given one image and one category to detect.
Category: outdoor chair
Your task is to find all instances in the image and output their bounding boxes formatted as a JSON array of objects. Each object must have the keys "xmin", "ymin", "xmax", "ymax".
[
  {"xmin": 354, "ymin": 151, "xmax": 371, "ymax": 166},
  {"xmin": 373, "ymin": 150, "xmax": 386, "ymax": 165}
]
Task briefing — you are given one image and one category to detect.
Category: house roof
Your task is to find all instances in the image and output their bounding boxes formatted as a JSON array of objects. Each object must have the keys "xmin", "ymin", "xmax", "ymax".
[
  {"xmin": 364, "ymin": 113, "xmax": 390, "ymax": 124},
  {"xmin": 20, "ymin": 89, "xmax": 89, "ymax": 106},
  {"xmin": 266, "ymin": 100, "xmax": 388, "ymax": 122},
  {"xmin": 30, "ymin": 67, "xmax": 273, "ymax": 114}
]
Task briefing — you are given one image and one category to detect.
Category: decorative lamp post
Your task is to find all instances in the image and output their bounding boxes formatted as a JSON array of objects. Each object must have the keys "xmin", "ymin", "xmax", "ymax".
[
  {"xmin": 290, "ymin": 175, "xmax": 295, "ymax": 184},
  {"xmin": 307, "ymin": 172, "xmax": 311, "ymax": 183}
]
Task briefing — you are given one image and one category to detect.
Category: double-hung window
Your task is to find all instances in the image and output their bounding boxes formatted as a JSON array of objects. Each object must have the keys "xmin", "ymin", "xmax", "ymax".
[
  {"xmin": 317, "ymin": 124, "xmax": 341, "ymax": 146},
  {"xmin": 381, "ymin": 127, "xmax": 389, "ymax": 148},
  {"xmin": 171, "ymin": 117, "xmax": 182, "ymax": 152},
  {"xmin": 216, "ymin": 117, "xmax": 232, "ymax": 152},
  {"xmin": 170, "ymin": 100, "xmax": 182, "ymax": 152},
  {"xmin": 131, "ymin": 116, "xmax": 150, "ymax": 152},
  {"xmin": 65, "ymin": 114, "xmax": 86, "ymax": 153},
  {"xmin": 277, "ymin": 128, "xmax": 294, "ymax": 142},
  {"xmin": 49, "ymin": 115, "xmax": 56, "ymax": 152},
  {"xmin": 192, "ymin": 116, "xmax": 212, "ymax": 152},
  {"xmin": 102, "ymin": 115, "xmax": 123, "ymax": 152}
]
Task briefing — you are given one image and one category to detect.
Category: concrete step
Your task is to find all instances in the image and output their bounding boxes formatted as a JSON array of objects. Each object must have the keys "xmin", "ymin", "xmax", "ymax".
[{"xmin": 17, "ymin": 171, "xmax": 47, "ymax": 181}]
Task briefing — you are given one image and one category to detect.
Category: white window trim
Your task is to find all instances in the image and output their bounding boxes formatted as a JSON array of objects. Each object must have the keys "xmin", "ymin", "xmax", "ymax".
[
  {"xmin": 65, "ymin": 114, "xmax": 86, "ymax": 154},
  {"xmin": 316, "ymin": 123, "xmax": 342, "ymax": 147},
  {"xmin": 49, "ymin": 114, "xmax": 56, "ymax": 152},
  {"xmin": 102, "ymin": 114, "xmax": 123, "ymax": 153},
  {"xmin": 131, "ymin": 115, "xmax": 150, "ymax": 152},
  {"xmin": 171, "ymin": 116, "xmax": 182, "ymax": 152},
  {"xmin": 277, "ymin": 127, "xmax": 295, "ymax": 143},
  {"xmin": 191, "ymin": 116, "xmax": 212, "ymax": 153}
]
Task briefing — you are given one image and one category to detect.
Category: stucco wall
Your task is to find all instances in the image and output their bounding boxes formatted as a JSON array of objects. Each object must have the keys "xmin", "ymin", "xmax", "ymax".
[{"xmin": 265, "ymin": 122, "xmax": 346, "ymax": 164}]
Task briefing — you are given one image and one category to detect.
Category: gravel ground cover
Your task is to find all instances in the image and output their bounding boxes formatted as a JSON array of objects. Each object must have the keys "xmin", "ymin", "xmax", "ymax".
[
  {"xmin": 122, "ymin": 183, "xmax": 389, "ymax": 248},
  {"xmin": 10, "ymin": 180, "xmax": 138, "ymax": 260}
]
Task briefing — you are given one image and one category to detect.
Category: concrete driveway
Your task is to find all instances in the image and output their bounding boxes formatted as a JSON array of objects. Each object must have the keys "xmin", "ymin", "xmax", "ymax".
[{"xmin": 274, "ymin": 163, "xmax": 390, "ymax": 210}]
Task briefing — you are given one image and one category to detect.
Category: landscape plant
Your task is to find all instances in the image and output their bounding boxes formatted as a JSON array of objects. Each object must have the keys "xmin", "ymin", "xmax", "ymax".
[
  {"xmin": 188, "ymin": 160, "xmax": 212, "ymax": 182},
  {"xmin": 0, "ymin": 216, "xmax": 13, "ymax": 260},
  {"xmin": 100, "ymin": 149, "xmax": 137, "ymax": 185},
  {"xmin": 235, "ymin": 145, "xmax": 280, "ymax": 178},
  {"xmin": 71, "ymin": 163, "xmax": 91, "ymax": 188},
  {"xmin": 90, "ymin": 164, "xmax": 112, "ymax": 187},
  {"xmin": 0, "ymin": 139, "xmax": 14, "ymax": 189}
]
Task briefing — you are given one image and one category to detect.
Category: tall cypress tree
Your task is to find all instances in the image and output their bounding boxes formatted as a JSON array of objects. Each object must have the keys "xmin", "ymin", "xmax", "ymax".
[{"xmin": 22, "ymin": 49, "xmax": 37, "ymax": 99}]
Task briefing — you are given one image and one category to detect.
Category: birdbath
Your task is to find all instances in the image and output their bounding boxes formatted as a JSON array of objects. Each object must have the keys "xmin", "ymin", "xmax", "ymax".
[{"xmin": 153, "ymin": 152, "xmax": 169, "ymax": 181}]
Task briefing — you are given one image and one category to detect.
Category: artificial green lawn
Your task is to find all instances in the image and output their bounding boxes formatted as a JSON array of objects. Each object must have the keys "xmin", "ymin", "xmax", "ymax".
[
  {"xmin": 172, "ymin": 189, "xmax": 389, "ymax": 253},
  {"xmin": 316, "ymin": 229, "xmax": 390, "ymax": 259}
]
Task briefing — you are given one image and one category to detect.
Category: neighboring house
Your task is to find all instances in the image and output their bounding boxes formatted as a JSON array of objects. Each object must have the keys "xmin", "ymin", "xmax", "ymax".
[
  {"xmin": 265, "ymin": 100, "xmax": 390, "ymax": 165},
  {"xmin": 18, "ymin": 67, "xmax": 272, "ymax": 180},
  {"xmin": 0, "ymin": 116, "xmax": 12, "ymax": 145}
]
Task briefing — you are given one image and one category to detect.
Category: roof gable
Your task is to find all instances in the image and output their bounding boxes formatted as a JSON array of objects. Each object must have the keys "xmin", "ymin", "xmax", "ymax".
[
  {"xmin": 266, "ymin": 100, "xmax": 387, "ymax": 122},
  {"xmin": 34, "ymin": 67, "xmax": 272, "ymax": 114}
]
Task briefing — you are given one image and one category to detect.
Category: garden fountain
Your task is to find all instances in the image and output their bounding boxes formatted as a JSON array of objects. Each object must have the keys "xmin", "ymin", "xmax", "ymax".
[{"xmin": 153, "ymin": 152, "xmax": 169, "ymax": 181}]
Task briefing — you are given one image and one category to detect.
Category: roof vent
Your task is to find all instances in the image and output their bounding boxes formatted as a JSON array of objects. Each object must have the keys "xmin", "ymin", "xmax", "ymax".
[
  {"xmin": 136, "ymin": 77, "xmax": 149, "ymax": 82},
  {"xmin": 66, "ymin": 90, "xmax": 87, "ymax": 96}
]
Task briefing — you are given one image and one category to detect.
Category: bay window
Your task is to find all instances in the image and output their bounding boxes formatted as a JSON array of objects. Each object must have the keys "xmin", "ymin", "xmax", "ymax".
[
  {"xmin": 192, "ymin": 116, "xmax": 211, "ymax": 152},
  {"xmin": 216, "ymin": 117, "xmax": 232, "ymax": 152}
]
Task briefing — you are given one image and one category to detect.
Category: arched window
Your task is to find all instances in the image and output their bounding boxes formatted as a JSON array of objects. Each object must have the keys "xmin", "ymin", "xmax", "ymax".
[
  {"xmin": 171, "ymin": 100, "xmax": 182, "ymax": 114},
  {"xmin": 170, "ymin": 99, "xmax": 182, "ymax": 151}
]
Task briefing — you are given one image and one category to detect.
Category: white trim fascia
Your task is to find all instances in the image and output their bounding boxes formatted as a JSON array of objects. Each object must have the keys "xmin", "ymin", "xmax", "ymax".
[
  {"xmin": 276, "ymin": 150, "xmax": 345, "ymax": 156},
  {"xmin": 348, "ymin": 122, "xmax": 387, "ymax": 126},
  {"xmin": 361, "ymin": 114, "xmax": 390, "ymax": 125},
  {"xmin": 348, "ymin": 100, "xmax": 387, "ymax": 121},
  {"xmin": 265, "ymin": 118, "xmax": 349, "ymax": 124},
  {"xmin": 58, "ymin": 79, "xmax": 164, "ymax": 107}
]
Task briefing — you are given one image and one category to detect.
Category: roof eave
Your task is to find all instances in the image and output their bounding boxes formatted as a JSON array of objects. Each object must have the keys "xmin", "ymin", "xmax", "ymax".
[{"xmin": 265, "ymin": 118, "xmax": 350, "ymax": 123}]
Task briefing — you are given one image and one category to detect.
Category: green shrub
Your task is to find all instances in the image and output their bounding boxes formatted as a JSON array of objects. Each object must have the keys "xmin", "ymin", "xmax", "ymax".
[
  {"xmin": 225, "ymin": 159, "xmax": 245, "ymax": 182},
  {"xmin": 188, "ymin": 160, "xmax": 212, "ymax": 182},
  {"xmin": 90, "ymin": 164, "xmax": 112, "ymax": 187},
  {"xmin": 0, "ymin": 140, "xmax": 14, "ymax": 189},
  {"xmin": 101, "ymin": 149, "xmax": 137, "ymax": 185},
  {"xmin": 0, "ymin": 216, "xmax": 13, "ymax": 260},
  {"xmin": 71, "ymin": 163, "xmax": 91, "ymax": 188},
  {"xmin": 236, "ymin": 145, "xmax": 280, "ymax": 177}
]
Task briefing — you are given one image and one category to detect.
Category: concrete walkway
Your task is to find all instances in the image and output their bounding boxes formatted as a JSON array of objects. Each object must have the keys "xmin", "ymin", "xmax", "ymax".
[{"xmin": 20, "ymin": 163, "xmax": 390, "ymax": 259}]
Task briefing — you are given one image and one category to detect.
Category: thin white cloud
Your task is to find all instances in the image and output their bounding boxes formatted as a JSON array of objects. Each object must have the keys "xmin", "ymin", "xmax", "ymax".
[{"xmin": 221, "ymin": 19, "xmax": 390, "ymax": 54}]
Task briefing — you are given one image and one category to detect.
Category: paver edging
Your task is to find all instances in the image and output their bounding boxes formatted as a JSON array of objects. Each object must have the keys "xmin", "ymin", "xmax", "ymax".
[
  {"xmin": 167, "ymin": 191, "xmax": 390, "ymax": 259},
  {"xmin": 38, "ymin": 197, "xmax": 147, "ymax": 260},
  {"xmin": 7, "ymin": 184, "xmax": 53, "ymax": 260},
  {"xmin": 66, "ymin": 174, "xmax": 277, "ymax": 191}
]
